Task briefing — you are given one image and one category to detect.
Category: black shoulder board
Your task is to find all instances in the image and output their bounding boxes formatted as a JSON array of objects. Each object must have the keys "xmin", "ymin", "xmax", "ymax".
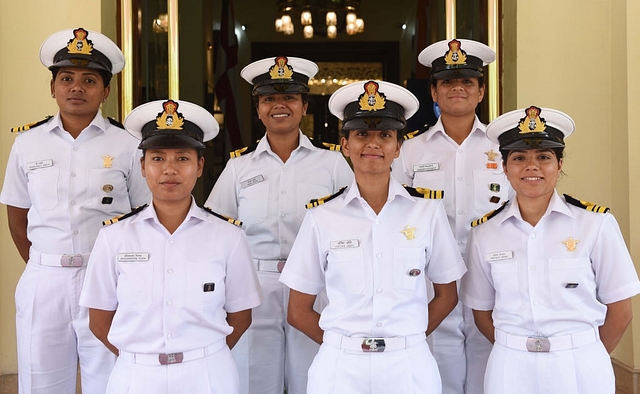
[
  {"xmin": 471, "ymin": 201, "xmax": 509, "ymax": 228},
  {"xmin": 305, "ymin": 186, "xmax": 347, "ymax": 209},
  {"xmin": 11, "ymin": 116, "xmax": 53, "ymax": 133},
  {"xmin": 202, "ymin": 206, "xmax": 243, "ymax": 226},
  {"xmin": 230, "ymin": 139, "xmax": 260, "ymax": 159},
  {"xmin": 102, "ymin": 204, "xmax": 148, "ymax": 226},
  {"xmin": 108, "ymin": 117, "xmax": 125, "ymax": 129},
  {"xmin": 563, "ymin": 194, "xmax": 609, "ymax": 214},
  {"xmin": 403, "ymin": 124, "xmax": 431, "ymax": 141},
  {"xmin": 403, "ymin": 185, "xmax": 444, "ymax": 199},
  {"xmin": 310, "ymin": 138, "xmax": 342, "ymax": 152}
]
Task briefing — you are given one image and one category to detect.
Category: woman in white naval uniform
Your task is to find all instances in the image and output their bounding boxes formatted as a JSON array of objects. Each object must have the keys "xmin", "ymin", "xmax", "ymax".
[
  {"xmin": 281, "ymin": 80, "xmax": 467, "ymax": 394},
  {"xmin": 392, "ymin": 39, "xmax": 509, "ymax": 394},
  {"xmin": 0, "ymin": 28, "xmax": 150, "ymax": 394},
  {"xmin": 79, "ymin": 100, "xmax": 262, "ymax": 394},
  {"xmin": 460, "ymin": 106, "xmax": 640, "ymax": 394},
  {"xmin": 205, "ymin": 56, "xmax": 353, "ymax": 394}
]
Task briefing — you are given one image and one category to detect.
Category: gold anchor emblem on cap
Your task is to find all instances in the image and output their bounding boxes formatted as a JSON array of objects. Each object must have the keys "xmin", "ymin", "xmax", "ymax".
[
  {"xmin": 102, "ymin": 155, "xmax": 113, "ymax": 168},
  {"xmin": 401, "ymin": 226, "xmax": 416, "ymax": 240},
  {"xmin": 562, "ymin": 236, "xmax": 579, "ymax": 252}
]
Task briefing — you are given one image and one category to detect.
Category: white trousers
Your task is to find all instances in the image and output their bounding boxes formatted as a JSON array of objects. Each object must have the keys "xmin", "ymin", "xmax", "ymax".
[
  {"xmin": 232, "ymin": 271, "xmax": 323, "ymax": 394},
  {"xmin": 428, "ymin": 301, "xmax": 492, "ymax": 394},
  {"xmin": 308, "ymin": 336, "xmax": 441, "ymax": 394},
  {"xmin": 107, "ymin": 344, "xmax": 238, "ymax": 394},
  {"xmin": 15, "ymin": 260, "xmax": 116, "ymax": 394}
]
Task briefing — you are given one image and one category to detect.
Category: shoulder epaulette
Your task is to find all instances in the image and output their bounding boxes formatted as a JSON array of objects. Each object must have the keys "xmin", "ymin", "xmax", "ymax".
[
  {"xmin": 403, "ymin": 185, "xmax": 444, "ymax": 199},
  {"xmin": 11, "ymin": 116, "xmax": 53, "ymax": 133},
  {"xmin": 403, "ymin": 124, "xmax": 431, "ymax": 140},
  {"xmin": 203, "ymin": 206, "xmax": 243, "ymax": 226},
  {"xmin": 305, "ymin": 186, "xmax": 347, "ymax": 209},
  {"xmin": 102, "ymin": 204, "xmax": 148, "ymax": 226},
  {"xmin": 230, "ymin": 139, "xmax": 260, "ymax": 158},
  {"xmin": 471, "ymin": 201, "xmax": 509, "ymax": 228},
  {"xmin": 563, "ymin": 194, "xmax": 609, "ymax": 213},
  {"xmin": 108, "ymin": 117, "xmax": 125, "ymax": 129},
  {"xmin": 310, "ymin": 138, "xmax": 342, "ymax": 152}
]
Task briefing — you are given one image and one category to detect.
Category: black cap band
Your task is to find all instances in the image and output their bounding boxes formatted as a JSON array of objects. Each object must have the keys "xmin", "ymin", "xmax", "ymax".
[
  {"xmin": 342, "ymin": 100, "xmax": 407, "ymax": 131},
  {"xmin": 498, "ymin": 126, "xmax": 566, "ymax": 151},
  {"xmin": 139, "ymin": 119, "xmax": 205, "ymax": 149},
  {"xmin": 431, "ymin": 54, "xmax": 483, "ymax": 79},
  {"xmin": 251, "ymin": 71, "xmax": 310, "ymax": 96},
  {"xmin": 52, "ymin": 47, "xmax": 113, "ymax": 75}
]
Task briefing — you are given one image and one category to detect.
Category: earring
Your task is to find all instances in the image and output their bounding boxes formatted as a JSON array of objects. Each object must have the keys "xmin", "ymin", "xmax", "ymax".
[
  {"xmin": 102, "ymin": 98, "xmax": 106, "ymax": 103},
  {"xmin": 51, "ymin": 93, "xmax": 55, "ymax": 98}
]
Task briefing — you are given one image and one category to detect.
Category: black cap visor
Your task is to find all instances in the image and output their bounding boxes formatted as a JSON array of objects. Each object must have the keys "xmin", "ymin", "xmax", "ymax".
[
  {"xmin": 51, "ymin": 48, "xmax": 112, "ymax": 74},
  {"xmin": 498, "ymin": 127, "xmax": 566, "ymax": 151},
  {"xmin": 138, "ymin": 132, "xmax": 206, "ymax": 150},
  {"xmin": 342, "ymin": 101, "xmax": 406, "ymax": 131}
]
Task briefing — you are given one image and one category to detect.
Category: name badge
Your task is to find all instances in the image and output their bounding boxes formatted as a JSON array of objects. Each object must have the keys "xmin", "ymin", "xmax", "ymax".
[
  {"xmin": 26, "ymin": 159, "xmax": 53, "ymax": 170},
  {"xmin": 486, "ymin": 250, "xmax": 514, "ymax": 261},
  {"xmin": 330, "ymin": 239, "xmax": 360, "ymax": 249},
  {"xmin": 240, "ymin": 174, "xmax": 265, "ymax": 189},
  {"xmin": 413, "ymin": 163, "xmax": 439, "ymax": 172},
  {"xmin": 118, "ymin": 252, "xmax": 150, "ymax": 262}
]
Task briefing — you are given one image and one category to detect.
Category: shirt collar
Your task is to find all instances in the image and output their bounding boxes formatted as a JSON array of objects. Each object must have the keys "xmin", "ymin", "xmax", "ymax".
[
  {"xmin": 133, "ymin": 196, "xmax": 205, "ymax": 226},
  {"xmin": 252, "ymin": 130, "xmax": 311, "ymax": 158},
  {"xmin": 425, "ymin": 115, "xmax": 485, "ymax": 142},
  {"xmin": 498, "ymin": 189, "xmax": 573, "ymax": 225},
  {"xmin": 48, "ymin": 110, "xmax": 108, "ymax": 135},
  {"xmin": 339, "ymin": 176, "xmax": 415, "ymax": 209}
]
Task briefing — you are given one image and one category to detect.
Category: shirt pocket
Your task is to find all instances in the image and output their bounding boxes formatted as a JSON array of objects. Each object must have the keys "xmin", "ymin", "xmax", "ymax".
[
  {"xmin": 327, "ymin": 248, "xmax": 365, "ymax": 295},
  {"xmin": 489, "ymin": 259, "xmax": 522, "ymax": 313},
  {"xmin": 27, "ymin": 167, "xmax": 59, "ymax": 210},
  {"xmin": 393, "ymin": 247, "xmax": 425, "ymax": 292},
  {"xmin": 472, "ymin": 170, "xmax": 509, "ymax": 213},
  {"xmin": 117, "ymin": 261, "xmax": 153, "ymax": 312},
  {"xmin": 89, "ymin": 169, "xmax": 130, "ymax": 214},
  {"xmin": 547, "ymin": 257, "xmax": 595, "ymax": 309},
  {"xmin": 296, "ymin": 183, "xmax": 331, "ymax": 222},
  {"xmin": 412, "ymin": 169, "xmax": 446, "ymax": 190},
  {"xmin": 238, "ymin": 181, "xmax": 269, "ymax": 226},
  {"xmin": 185, "ymin": 260, "xmax": 226, "ymax": 311}
]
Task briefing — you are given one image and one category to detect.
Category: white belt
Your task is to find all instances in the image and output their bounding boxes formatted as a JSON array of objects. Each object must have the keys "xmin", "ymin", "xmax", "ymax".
[
  {"xmin": 253, "ymin": 259, "xmax": 286, "ymax": 273},
  {"xmin": 119, "ymin": 340, "xmax": 226, "ymax": 366},
  {"xmin": 323, "ymin": 330, "xmax": 426, "ymax": 353},
  {"xmin": 29, "ymin": 249, "xmax": 91, "ymax": 267},
  {"xmin": 494, "ymin": 327, "xmax": 599, "ymax": 352}
]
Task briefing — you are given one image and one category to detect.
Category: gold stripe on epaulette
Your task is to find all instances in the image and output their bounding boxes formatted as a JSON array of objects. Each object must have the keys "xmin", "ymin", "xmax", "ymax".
[
  {"xmin": 415, "ymin": 187, "xmax": 444, "ymax": 199},
  {"xmin": 403, "ymin": 129, "xmax": 420, "ymax": 140},
  {"xmin": 305, "ymin": 186, "xmax": 348, "ymax": 209},
  {"xmin": 471, "ymin": 216, "xmax": 488, "ymax": 228},
  {"xmin": 581, "ymin": 200, "xmax": 609, "ymax": 213},
  {"xmin": 322, "ymin": 142, "xmax": 341, "ymax": 151},
  {"xmin": 230, "ymin": 147, "xmax": 248, "ymax": 158}
]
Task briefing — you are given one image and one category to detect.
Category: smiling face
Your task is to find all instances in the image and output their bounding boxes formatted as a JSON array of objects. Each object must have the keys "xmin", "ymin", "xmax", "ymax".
[
  {"xmin": 341, "ymin": 129, "xmax": 401, "ymax": 178},
  {"xmin": 141, "ymin": 148, "xmax": 204, "ymax": 206},
  {"xmin": 51, "ymin": 66, "xmax": 109, "ymax": 121},
  {"xmin": 504, "ymin": 148, "xmax": 562, "ymax": 204},
  {"xmin": 430, "ymin": 77, "xmax": 484, "ymax": 117},
  {"xmin": 256, "ymin": 93, "xmax": 308, "ymax": 136}
]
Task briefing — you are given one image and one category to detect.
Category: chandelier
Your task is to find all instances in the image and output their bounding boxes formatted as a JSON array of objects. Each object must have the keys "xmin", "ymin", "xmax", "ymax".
[{"xmin": 275, "ymin": 0, "xmax": 365, "ymax": 39}]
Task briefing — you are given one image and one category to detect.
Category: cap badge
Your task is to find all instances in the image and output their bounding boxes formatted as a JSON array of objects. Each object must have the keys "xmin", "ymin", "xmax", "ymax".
[
  {"xmin": 562, "ymin": 236, "xmax": 579, "ymax": 252},
  {"xmin": 269, "ymin": 56, "xmax": 294, "ymax": 80},
  {"xmin": 66, "ymin": 28, "xmax": 93, "ymax": 55},
  {"xmin": 156, "ymin": 100, "xmax": 184, "ymax": 130},
  {"xmin": 102, "ymin": 155, "xmax": 113, "ymax": 168},
  {"xmin": 358, "ymin": 81, "xmax": 386, "ymax": 111},
  {"xmin": 400, "ymin": 225, "xmax": 416, "ymax": 240},
  {"xmin": 444, "ymin": 39, "xmax": 467, "ymax": 65},
  {"xmin": 518, "ymin": 106, "xmax": 546, "ymax": 133}
]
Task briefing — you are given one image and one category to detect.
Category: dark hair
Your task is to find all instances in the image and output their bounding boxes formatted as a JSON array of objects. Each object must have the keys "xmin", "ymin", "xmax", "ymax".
[
  {"xmin": 430, "ymin": 75, "xmax": 485, "ymax": 88},
  {"xmin": 501, "ymin": 147, "xmax": 564, "ymax": 166},
  {"xmin": 51, "ymin": 67, "xmax": 112, "ymax": 87},
  {"xmin": 142, "ymin": 147, "xmax": 206, "ymax": 159}
]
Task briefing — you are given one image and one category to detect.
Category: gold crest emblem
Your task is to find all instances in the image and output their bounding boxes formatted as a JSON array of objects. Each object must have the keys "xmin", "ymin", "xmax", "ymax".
[
  {"xmin": 268, "ymin": 56, "xmax": 294, "ymax": 80},
  {"xmin": 156, "ymin": 100, "xmax": 185, "ymax": 130},
  {"xmin": 562, "ymin": 236, "xmax": 579, "ymax": 252},
  {"xmin": 485, "ymin": 149, "xmax": 499, "ymax": 161},
  {"xmin": 444, "ymin": 39, "xmax": 467, "ymax": 65},
  {"xmin": 518, "ymin": 106, "xmax": 546, "ymax": 133},
  {"xmin": 358, "ymin": 81, "xmax": 386, "ymax": 111},
  {"xmin": 401, "ymin": 225, "xmax": 416, "ymax": 240},
  {"xmin": 102, "ymin": 155, "xmax": 113, "ymax": 168},
  {"xmin": 66, "ymin": 28, "xmax": 93, "ymax": 55}
]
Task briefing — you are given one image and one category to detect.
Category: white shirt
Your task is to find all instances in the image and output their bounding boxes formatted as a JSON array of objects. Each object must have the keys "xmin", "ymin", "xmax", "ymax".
[
  {"xmin": 79, "ymin": 199, "xmax": 262, "ymax": 353},
  {"xmin": 0, "ymin": 111, "xmax": 150, "ymax": 254},
  {"xmin": 460, "ymin": 191, "xmax": 640, "ymax": 337},
  {"xmin": 205, "ymin": 131, "xmax": 353, "ymax": 260},
  {"xmin": 280, "ymin": 178, "xmax": 467, "ymax": 338},
  {"xmin": 392, "ymin": 116, "xmax": 511, "ymax": 255}
]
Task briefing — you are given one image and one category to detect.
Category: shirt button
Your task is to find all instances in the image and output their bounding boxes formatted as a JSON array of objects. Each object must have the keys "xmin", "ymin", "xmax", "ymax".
[
  {"xmin": 376, "ymin": 323, "xmax": 382, "ymax": 327},
  {"xmin": 167, "ymin": 269, "xmax": 174, "ymax": 274},
  {"xmin": 457, "ymin": 177, "xmax": 463, "ymax": 181},
  {"xmin": 376, "ymin": 288, "xmax": 383, "ymax": 293},
  {"xmin": 533, "ymin": 300, "xmax": 539, "ymax": 305},
  {"xmin": 376, "ymin": 253, "xmax": 382, "ymax": 258},
  {"xmin": 70, "ymin": 173, "xmax": 76, "ymax": 177},
  {"xmin": 530, "ymin": 233, "xmax": 536, "ymax": 239},
  {"xmin": 166, "ymin": 301, "xmax": 172, "ymax": 306},
  {"xmin": 282, "ymin": 167, "xmax": 287, "ymax": 172},
  {"xmin": 73, "ymin": 230, "xmax": 78, "ymax": 234},
  {"xmin": 530, "ymin": 266, "xmax": 536, "ymax": 270},
  {"xmin": 281, "ymin": 190, "xmax": 286, "ymax": 194},
  {"xmin": 168, "ymin": 240, "xmax": 174, "ymax": 244},
  {"xmin": 73, "ymin": 147, "xmax": 78, "ymax": 151},
  {"xmin": 167, "ymin": 334, "xmax": 172, "ymax": 339},
  {"xmin": 282, "ymin": 239, "xmax": 288, "ymax": 244},
  {"xmin": 280, "ymin": 213, "xmax": 286, "ymax": 218},
  {"xmin": 70, "ymin": 200, "xmax": 76, "ymax": 205},
  {"xmin": 375, "ymin": 220, "xmax": 380, "ymax": 224},
  {"xmin": 458, "ymin": 210, "xmax": 463, "ymax": 215}
]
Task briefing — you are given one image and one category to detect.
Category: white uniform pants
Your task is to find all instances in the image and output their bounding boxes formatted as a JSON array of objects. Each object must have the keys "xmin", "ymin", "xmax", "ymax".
[
  {"xmin": 485, "ymin": 340, "xmax": 614, "ymax": 394},
  {"xmin": 107, "ymin": 343, "xmax": 238, "ymax": 393},
  {"xmin": 232, "ymin": 271, "xmax": 323, "ymax": 394},
  {"xmin": 15, "ymin": 259, "xmax": 116, "ymax": 394},
  {"xmin": 308, "ymin": 335, "xmax": 441, "ymax": 394}
]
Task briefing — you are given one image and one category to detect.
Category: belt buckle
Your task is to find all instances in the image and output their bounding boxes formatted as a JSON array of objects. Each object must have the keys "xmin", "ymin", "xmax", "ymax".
[
  {"xmin": 526, "ymin": 337, "xmax": 550, "ymax": 352},
  {"xmin": 361, "ymin": 338, "xmax": 385, "ymax": 352},
  {"xmin": 277, "ymin": 261, "xmax": 286, "ymax": 273},
  {"xmin": 60, "ymin": 254, "xmax": 82, "ymax": 267},
  {"xmin": 158, "ymin": 352, "xmax": 184, "ymax": 365}
]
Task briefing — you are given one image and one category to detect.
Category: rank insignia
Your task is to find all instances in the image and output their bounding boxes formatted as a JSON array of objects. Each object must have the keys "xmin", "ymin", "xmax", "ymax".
[
  {"xmin": 203, "ymin": 282, "xmax": 215, "ymax": 292},
  {"xmin": 490, "ymin": 183, "xmax": 501, "ymax": 192},
  {"xmin": 66, "ymin": 27, "xmax": 93, "ymax": 55},
  {"xmin": 562, "ymin": 236, "xmax": 579, "ymax": 252},
  {"xmin": 156, "ymin": 100, "xmax": 184, "ymax": 130},
  {"xmin": 518, "ymin": 106, "xmax": 546, "ymax": 133},
  {"xmin": 444, "ymin": 39, "xmax": 467, "ymax": 65},
  {"xmin": 102, "ymin": 184, "xmax": 114, "ymax": 193},
  {"xmin": 269, "ymin": 56, "xmax": 294, "ymax": 80},
  {"xmin": 489, "ymin": 196, "xmax": 501, "ymax": 204},
  {"xmin": 486, "ymin": 162, "xmax": 498, "ymax": 169},
  {"xmin": 401, "ymin": 226, "xmax": 416, "ymax": 240},
  {"xmin": 358, "ymin": 81, "xmax": 386, "ymax": 111},
  {"xmin": 485, "ymin": 149, "xmax": 499, "ymax": 161},
  {"xmin": 102, "ymin": 155, "xmax": 113, "ymax": 168}
]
